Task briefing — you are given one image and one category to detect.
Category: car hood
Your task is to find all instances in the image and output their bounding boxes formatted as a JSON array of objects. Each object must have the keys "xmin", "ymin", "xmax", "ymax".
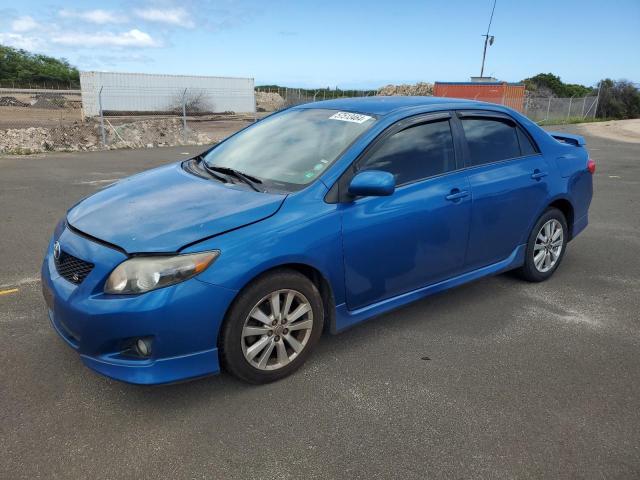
[{"xmin": 66, "ymin": 162, "xmax": 286, "ymax": 253}]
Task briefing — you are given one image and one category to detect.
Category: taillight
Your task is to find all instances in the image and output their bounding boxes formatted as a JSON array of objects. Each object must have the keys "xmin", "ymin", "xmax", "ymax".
[{"xmin": 587, "ymin": 158, "xmax": 596, "ymax": 174}]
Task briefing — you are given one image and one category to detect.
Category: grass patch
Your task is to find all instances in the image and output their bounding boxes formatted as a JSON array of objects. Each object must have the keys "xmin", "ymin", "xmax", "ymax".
[
  {"xmin": 537, "ymin": 117, "xmax": 614, "ymax": 126},
  {"xmin": 0, "ymin": 147, "xmax": 41, "ymax": 155}
]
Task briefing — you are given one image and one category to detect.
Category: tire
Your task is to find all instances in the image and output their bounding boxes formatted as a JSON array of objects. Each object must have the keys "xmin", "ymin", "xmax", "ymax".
[
  {"xmin": 219, "ymin": 269, "xmax": 324, "ymax": 384},
  {"xmin": 518, "ymin": 207, "xmax": 568, "ymax": 282}
]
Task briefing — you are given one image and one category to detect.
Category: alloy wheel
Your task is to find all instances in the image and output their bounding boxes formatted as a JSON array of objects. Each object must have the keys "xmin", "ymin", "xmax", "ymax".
[
  {"xmin": 533, "ymin": 219, "xmax": 564, "ymax": 273},
  {"xmin": 241, "ymin": 289, "xmax": 314, "ymax": 371}
]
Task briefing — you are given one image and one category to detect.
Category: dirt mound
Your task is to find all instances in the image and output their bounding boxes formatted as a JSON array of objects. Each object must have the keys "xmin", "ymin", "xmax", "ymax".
[
  {"xmin": 31, "ymin": 93, "xmax": 78, "ymax": 110},
  {"xmin": 378, "ymin": 82, "xmax": 434, "ymax": 96},
  {"xmin": 0, "ymin": 118, "xmax": 215, "ymax": 154},
  {"xmin": 255, "ymin": 91, "xmax": 285, "ymax": 111},
  {"xmin": 31, "ymin": 94, "xmax": 66, "ymax": 109},
  {"xmin": 105, "ymin": 118, "xmax": 212, "ymax": 148},
  {"xmin": 572, "ymin": 119, "xmax": 640, "ymax": 144},
  {"xmin": 0, "ymin": 96, "xmax": 29, "ymax": 107}
]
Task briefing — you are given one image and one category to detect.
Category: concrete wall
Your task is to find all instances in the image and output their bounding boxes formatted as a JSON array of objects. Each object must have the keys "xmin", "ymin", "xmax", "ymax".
[{"xmin": 80, "ymin": 71, "xmax": 255, "ymax": 116}]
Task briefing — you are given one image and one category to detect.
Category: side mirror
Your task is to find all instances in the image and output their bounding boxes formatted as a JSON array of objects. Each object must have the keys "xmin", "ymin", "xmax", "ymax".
[{"xmin": 348, "ymin": 170, "xmax": 395, "ymax": 197}]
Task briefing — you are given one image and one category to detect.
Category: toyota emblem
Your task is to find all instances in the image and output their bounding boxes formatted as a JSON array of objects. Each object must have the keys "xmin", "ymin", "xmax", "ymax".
[{"xmin": 53, "ymin": 241, "xmax": 61, "ymax": 260}]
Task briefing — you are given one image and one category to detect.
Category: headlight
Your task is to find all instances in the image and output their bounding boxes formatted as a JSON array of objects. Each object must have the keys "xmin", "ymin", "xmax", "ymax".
[{"xmin": 104, "ymin": 251, "xmax": 219, "ymax": 295}]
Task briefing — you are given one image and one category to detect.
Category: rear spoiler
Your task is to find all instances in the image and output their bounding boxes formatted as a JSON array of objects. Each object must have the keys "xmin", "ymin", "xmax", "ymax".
[{"xmin": 548, "ymin": 131, "xmax": 586, "ymax": 147}]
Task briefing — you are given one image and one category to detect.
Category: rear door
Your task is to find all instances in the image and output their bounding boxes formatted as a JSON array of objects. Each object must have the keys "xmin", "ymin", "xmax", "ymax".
[
  {"xmin": 455, "ymin": 111, "xmax": 551, "ymax": 270},
  {"xmin": 340, "ymin": 113, "xmax": 471, "ymax": 310}
]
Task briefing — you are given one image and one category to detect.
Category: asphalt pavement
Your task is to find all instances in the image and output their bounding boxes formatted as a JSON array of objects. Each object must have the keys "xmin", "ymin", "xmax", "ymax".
[{"xmin": 1, "ymin": 130, "xmax": 639, "ymax": 479}]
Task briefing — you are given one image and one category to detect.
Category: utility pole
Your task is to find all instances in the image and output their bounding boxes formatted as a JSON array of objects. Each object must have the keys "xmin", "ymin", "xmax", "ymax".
[{"xmin": 480, "ymin": 0, "xmax": 497, "ymax": 78}]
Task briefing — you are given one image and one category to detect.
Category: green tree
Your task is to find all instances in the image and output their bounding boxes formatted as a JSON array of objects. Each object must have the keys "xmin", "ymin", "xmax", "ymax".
[
  {"xmin": 596, "ymin": 79, "xmax": 640, "ymax": 119},
  {"xmin": 0, "ymin": 44, "xmax": 80, "ymax": 88},
  {"xmin": 522, "ymin": 73, "xmax": 594, "ymax": 98}
]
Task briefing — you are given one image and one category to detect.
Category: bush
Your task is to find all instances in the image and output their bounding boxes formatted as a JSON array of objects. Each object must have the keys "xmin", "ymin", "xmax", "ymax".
[
  {"xmin": 522, "ymin": 73, "xmax": 595, "ymax": 98},
  {"xmin": 596, "ymin": 79, "xmax": 640, "ymax": 119},
  {"xmin": 0, "ymin": 44, "xmax": 79, "ymax": 88}
]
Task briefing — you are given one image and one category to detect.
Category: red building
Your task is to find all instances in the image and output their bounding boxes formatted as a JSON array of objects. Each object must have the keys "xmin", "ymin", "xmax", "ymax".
[{"xmin": 433, "ymin": 82, "xmax": 525, "ymax": 112}]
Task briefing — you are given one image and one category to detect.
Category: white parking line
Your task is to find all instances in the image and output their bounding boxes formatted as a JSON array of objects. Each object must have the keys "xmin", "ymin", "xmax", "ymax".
[
  {"xmin": 75, "ymin": 178, "xmax": 121, "ymax": 186},
  {"xmin": 0, "ymin": 277, "xmax": 40, "ymax": 290}
]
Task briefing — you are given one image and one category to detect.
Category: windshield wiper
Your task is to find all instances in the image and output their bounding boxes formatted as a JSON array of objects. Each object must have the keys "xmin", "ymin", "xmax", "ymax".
[
  {"xmin": 206, "ymin": 165, "xmax": 263, "ymax": 192},
  {"xmin": 198, "ymin": 160, "xmax": 228, "ymax": 184}
]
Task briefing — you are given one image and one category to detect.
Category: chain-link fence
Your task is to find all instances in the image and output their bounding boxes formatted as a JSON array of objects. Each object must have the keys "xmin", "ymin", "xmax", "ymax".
[
  {"xmin": 86, "ymin": 85, "xmax": 257, "ymax": 148},
  {"xmin": 0, "ymin": 83, "xmax": 607, "ymax": 154},
  {"xmin": 0, "ymin": 80, "xmax": 80, "ymax": 89},
  {"xmin": 258, "ymin": 88, "xmax": 598, "ymax": 124},
  {"xmin": 0, "ymin": 84, "xmax": 257, "ymax": 153},
  {"xmin": 255, "ymin": 86, "xmax": 377, "ymax": 110},
  {"xmin": 427, "ymin": 91, "xmax": 599, "ymax": 124},
  {"xmin": 0, "ymin": 87, "xmax": 82, "ymax": 129},
  {"xmin": 88, "ymin": 86, "xmax": 378, "ymax": 148},
  {"xmin": 523, "ymin": 95, "xmax": 598, "ymax": 123}
]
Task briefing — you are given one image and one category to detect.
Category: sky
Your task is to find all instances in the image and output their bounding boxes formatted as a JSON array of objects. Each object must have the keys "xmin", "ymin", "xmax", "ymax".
[{"xmin": 1, "ymin": 0, "xmax": 638, "ymax": 88}]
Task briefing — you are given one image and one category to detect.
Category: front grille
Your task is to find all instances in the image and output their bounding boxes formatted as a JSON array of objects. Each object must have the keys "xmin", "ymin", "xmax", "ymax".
[{"xmin": 55, "ymin": 250, "xmax": 94, "ymax": 285}]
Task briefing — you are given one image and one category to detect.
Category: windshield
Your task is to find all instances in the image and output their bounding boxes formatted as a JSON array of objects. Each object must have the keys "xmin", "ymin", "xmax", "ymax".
[{"xmin": 202, "ymin": 108, "xmax": 376, "ymax": 191}]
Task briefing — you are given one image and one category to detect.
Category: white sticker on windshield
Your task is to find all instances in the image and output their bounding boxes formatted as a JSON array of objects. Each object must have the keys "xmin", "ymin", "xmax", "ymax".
[{"xmin": 329, "ymin": 111, "xmax": 373, "ymax": 124}]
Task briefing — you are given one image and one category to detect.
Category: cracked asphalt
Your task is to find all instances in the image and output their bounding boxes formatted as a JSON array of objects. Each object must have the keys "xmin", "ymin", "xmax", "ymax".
[{"xmin": 1, "ymin": 129, "xmax": 639, "ymax": 479}]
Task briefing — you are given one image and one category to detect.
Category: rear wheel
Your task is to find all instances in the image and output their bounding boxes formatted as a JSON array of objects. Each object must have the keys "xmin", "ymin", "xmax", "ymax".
[
  {"xmin": 518, "ymin": 208, "xmax": 568, "ymax": 282},
  {"xmin": 220, "ymin": 270, "xmax": 324, "ymax": 383}
]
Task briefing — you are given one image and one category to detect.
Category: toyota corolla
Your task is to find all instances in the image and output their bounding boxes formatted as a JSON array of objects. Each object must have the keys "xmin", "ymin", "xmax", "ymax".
[{"xmin": 42, "ymin": 97, "xmax": 594, "ymax": 384}]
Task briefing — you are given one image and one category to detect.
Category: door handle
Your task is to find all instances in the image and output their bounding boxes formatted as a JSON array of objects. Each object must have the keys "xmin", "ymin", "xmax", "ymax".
[
  {"xmin": 531, "ymin": 170, "xmax": 548, "ymax": 180},
  {"xmin": 445, "ymin": 189, "xmax": 469, "ymax": 201}
]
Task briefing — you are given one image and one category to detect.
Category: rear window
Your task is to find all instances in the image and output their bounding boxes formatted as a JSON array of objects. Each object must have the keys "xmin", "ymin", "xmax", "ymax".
[
  {"xmin": 461, "ymin": 118, "xmax": 521, "ymax": 166},
  {"xmin": 517, "ymin": 127, "xmax": 538, "ymax": 156}
]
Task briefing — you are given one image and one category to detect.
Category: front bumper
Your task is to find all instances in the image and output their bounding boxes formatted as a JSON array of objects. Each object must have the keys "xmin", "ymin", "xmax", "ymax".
[{"xmin": 41, "ymin": 226, "xmax": 237, "ymax": 385}]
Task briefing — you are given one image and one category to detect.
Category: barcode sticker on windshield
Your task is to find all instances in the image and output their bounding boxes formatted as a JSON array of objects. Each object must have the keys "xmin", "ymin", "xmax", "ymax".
[{"xmin": 329, "ymin": 112, "xmax": 373, "ymax": 124}]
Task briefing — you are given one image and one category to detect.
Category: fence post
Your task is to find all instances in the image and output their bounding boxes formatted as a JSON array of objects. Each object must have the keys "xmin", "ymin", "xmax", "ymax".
[
  {"xmin": 567, "ymin": 95, "xmax": 575, "ymax": 120},
  {"xmin": 593, "ymin": 83, "xmax": 602, "ymax": 118},
  {"xmin": 581, "ymin": 96, "xmax": 587, "ymax": 118},
  {"xmin": 181, "ymin": 88, "xmax": 188, "ymax": 140},
  {"xmin": 98, "ymin": 86, "xmax": 106, "ymax": 146},
  {"xmin": 545, "ymin": 97, "xmax": 551, "ymax": 122}
]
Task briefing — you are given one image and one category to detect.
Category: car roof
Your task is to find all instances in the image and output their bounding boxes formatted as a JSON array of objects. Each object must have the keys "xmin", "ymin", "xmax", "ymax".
[{"xmin": 295, "ymin": 96, "xmax": 488, "ymax": 116}]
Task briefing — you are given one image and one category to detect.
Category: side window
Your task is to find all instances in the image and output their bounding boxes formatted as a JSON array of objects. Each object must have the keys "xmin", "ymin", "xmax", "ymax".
[
  {"xmin": 461, "ymin": 118, "xmax": 520, "ymax": 166},
  {"xmin": 358, "ymin": 120, "xmax": 455, "ymax": 185},
  {"xmin": 517, "ymin": 127, "xmax": 538, "ymax": 156}
]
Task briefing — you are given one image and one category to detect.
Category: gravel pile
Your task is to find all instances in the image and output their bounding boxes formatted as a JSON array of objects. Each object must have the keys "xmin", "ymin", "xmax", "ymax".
[
  {"xmin": 105, "ymin": 118, "xmax": 212, "ymax": 149},
  {"xmin": 0, "ymin": 118, "xmax": 214, "ymax": 154},
  {"xmin": 255, "ymin": 91, "xmax": 285, "ymax": 111},
  {"xmin": 0, "ymin": 96, "xmax": 30, "ymax": 107},
  {"xmin": 30, "ymin": 94, "xmax": 67, "ymax": 109},
  {"xmin": 378, "ymin": 82, "xmax": 434, "ymax": 96}
]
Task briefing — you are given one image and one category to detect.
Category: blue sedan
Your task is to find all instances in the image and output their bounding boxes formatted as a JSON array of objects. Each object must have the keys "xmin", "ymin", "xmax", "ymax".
[{"xmin": 42, "ymin": 97, "xmax": 594, "ymax": 384}]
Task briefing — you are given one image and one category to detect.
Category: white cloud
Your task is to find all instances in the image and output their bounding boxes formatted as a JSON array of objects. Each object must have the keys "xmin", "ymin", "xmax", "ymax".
[
  {"xmin": 59, "ymin": 9, "xmax": 128, "ymax": 24},
  {"xmin": 51, "ymin": 29, "xmax": 160, "ymax": 48},
  {"xmin": 134, "ymin": 8, "xmax": 194, "ymax": 28},
  {"xmin": 75, "ymin": 53, "xmax": 156, "ymax": 69},
  {"xmin": 0, "ymin": 32, "xmax": 44, "ymax": 50},
  {"xmin": 11, "ymin": 15, "xmax": 39, "ymax": 32}
]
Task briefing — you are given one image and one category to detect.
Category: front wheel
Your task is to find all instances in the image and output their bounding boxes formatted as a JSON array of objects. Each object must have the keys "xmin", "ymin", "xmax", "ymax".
[
  {"xmin": 518, "ymin": 208, "xmax": 568, "ymax": 282},
  {"xmin": 219, "ymin": 269, "xmax": 324, "ymax": 384}
]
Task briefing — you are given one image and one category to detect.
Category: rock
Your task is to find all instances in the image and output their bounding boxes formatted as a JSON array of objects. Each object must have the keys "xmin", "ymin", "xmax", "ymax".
[
  {"xmin": 255, "ymin": 91, "xmax": 285, "ymax": 112},
  {"xmin": 378, "ymin": 82, "xmax": 434, "ymax": 96},
  {"xmin": 0, "ymin": 117, "xmax": 216, "ymax": 154}
]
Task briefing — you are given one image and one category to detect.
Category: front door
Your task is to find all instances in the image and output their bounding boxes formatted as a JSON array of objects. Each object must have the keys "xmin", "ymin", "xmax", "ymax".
[{"xmin": 340, "ymin": 116, "xmax": 471, "ymax": 310}]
